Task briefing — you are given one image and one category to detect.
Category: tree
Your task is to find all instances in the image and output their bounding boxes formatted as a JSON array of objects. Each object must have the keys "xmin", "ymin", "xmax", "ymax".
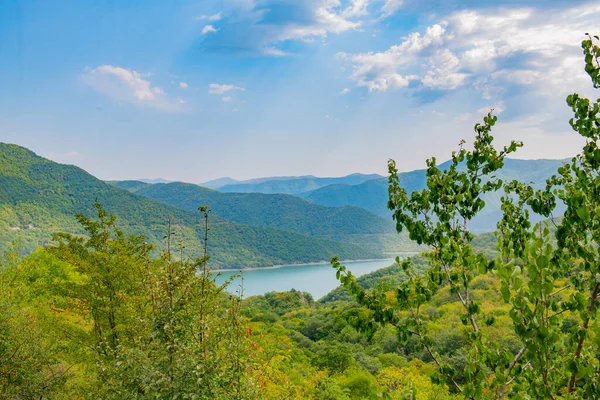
[
  {"xmin": 333, "ymin": 34, "xmax": 600, "ymax": 399},
  {"xmin": 46, "ymin": 202, "xmax": 264, "ymax": 398},
  {"xmin": 0, "ymin": 243, "xmax": 67, "ymax": 398}
]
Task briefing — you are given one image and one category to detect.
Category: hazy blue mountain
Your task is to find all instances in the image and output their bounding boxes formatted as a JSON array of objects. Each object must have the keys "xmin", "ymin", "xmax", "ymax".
[
  {"xmin": 200, "ymin": 177, "xmax": 239, "ymax": 189},
  {"xmin": 0, "ymin": 143, "xmax": 383, "ymax": 269},
  {"xmin": 137, "ymin": 178, "xmax": 176, "ymax": 184},
  {"xmin": 299, "ymin": 158, "xmax": 568, "ymax": 233},
  {"xmin": 214, "ymin": 173, "xmax": 383, "ymax": 194}
]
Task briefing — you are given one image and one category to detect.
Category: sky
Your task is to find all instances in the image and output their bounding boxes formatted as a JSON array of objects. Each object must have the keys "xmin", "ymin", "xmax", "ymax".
[{"xmin": 0, "ymin": 0, "xmax": 599, "ymax": 183}]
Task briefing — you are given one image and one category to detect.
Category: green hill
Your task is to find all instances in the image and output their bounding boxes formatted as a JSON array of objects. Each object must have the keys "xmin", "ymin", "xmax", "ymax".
[
  {"xmin": 299, "ymin": 158, "xmax": 567, "ymax": 233},
  {"xmin": 111, "ymin": 181, "xmax": 422, "ymax": 253},
  {"xmin": 112, "ymin": 181, "xmax": 395, "ymax": 237},
  {"xmin": 0, "ymin": 143, "xmax": 383, "ymax": 269}
]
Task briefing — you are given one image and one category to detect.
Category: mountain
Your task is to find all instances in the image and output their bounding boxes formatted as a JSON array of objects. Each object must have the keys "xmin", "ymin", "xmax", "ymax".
[
  {"xmin": 137, "ymin": 178, "xmax": 176, "ymax": 184},
  {"xmin": 0, "ymin": 143, "xmax": 383, "ymax": 269},
  {"xmin": 111, "ymin": 181, "xmax": 395, "ymax": 237},
  {"xmin": 111, "ymin": 181, "xmax": 422, "ymax": 254},
  {"xmin": 200, "ymin": 177, "xmax": 239, "ymax": 189},
  {"xmin": 212, "ymin": 173, "xmax": 383, "ymax": 195},
  {"xmin": 299, "ymin": 158, "xmax": 568, "ymax": 233}
]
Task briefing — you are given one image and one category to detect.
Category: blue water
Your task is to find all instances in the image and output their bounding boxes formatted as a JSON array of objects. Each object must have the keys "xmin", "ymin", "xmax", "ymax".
[{"xmin": 213, "ymin": 258, "xmax": 394, "ymax": 300}]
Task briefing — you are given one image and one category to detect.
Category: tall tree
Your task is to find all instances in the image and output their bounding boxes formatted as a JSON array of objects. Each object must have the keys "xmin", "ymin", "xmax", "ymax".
[{"xmin": 333, "ymin": 34, "xmax": 600, "ymax": 399}]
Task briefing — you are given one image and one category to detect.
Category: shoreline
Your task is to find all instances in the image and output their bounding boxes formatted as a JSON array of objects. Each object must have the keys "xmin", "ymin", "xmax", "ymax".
[{"xmin": 212, "ymin": 257, "xmax": 401, "ymax": 273}]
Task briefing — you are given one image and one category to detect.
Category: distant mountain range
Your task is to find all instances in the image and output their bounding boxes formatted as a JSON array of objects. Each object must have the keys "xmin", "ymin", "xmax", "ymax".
[
  {"xmin": 298, "ymin": 158, "xmax": 567, "ymax": 233},
  {"xmin": 200, "ymin": 173, "xmax": 383, "ymax": 195},
  {"xmin": 1, "ymin": 141, "xmax": 570, "ymax": 270},
  {"xmin": 0, "ymin": 143, "xmax": 385, "ymax": 269},
  {"xmin": 137, "ymin": 178, "xmax": 176, "ymax": 184}
]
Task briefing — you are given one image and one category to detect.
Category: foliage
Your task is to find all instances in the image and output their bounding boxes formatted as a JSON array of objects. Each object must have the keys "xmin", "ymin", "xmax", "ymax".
[
  {"xmin": 333, "ymin": 34, "xmax": 600, "ymax": 399},
  {"xmin": 0, "ymin": 144, "xmax": 381, "ymax": 269},
  {"xmin": 112, "ymin": 180, "xmax": 395, "ymax": 237},
  {"xmin": 0, "ymin": 243, "xmax": 67, "ymax": 398},
  {"xmin": 301, "ymin": 159, "xmax": 566, "ymax": 233}
]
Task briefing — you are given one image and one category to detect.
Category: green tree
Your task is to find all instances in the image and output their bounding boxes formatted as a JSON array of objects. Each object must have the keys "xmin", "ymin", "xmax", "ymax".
[
  {"xmin": 0, "ymin": 243, "xmax": 66, "ymax": 398},
  {"xmin": 333, "ymin": 34, "xmax": 600, "ymax": 399}
]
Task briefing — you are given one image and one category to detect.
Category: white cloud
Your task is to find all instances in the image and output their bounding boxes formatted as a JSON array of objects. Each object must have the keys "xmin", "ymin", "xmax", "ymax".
[
  {"xmin": 235, "ymin": 0, "xmax": 370, "ymax": 55},
  {"xmin": 336, "ymin": 23, "xmax": 446, "ymax": 92},
  {"xmin": 202, "ymin": 25, "xmax": 218, "ymax": 35},
  {"xmin": 343, "ymin": 0, "xmax": 370, "ymax": 18},
  {"xmin": 340, "ymin": 88, "xmax": 350, "ymax": 94},
  {"xmin": 179, "ymin": 81, "xmax": 189, "ymax": 89},
  {"xmin": 83, "ymin": 65, "xmax": 183, "ymax": 112},
  {"xmin": 422, "ymin": 49, "xmax": 468, "ymax": 90},
  {"xmin": 381, "ymin": 0, "xmax": 403, "ymax": 17},
  {"xmin": 222, "ymin": 96, "xmax": 232, "ymax": 102},
  {"xmin": 262, "ymin": 47, "xmax": 290, "ymax": 57},
  {"xmin": 196, "ymin": 11, "xmax": 222, "ymax": 21},
  {"xmin": 208, "ymin": 83, "xmax": 245, "ymax": 95},
  {"xmin": 338, "ymin": 4, "xmax": 599, "ymax": 97}
]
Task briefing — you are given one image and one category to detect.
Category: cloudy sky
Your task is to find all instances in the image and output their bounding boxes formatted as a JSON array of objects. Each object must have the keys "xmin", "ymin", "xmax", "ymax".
[{"xmin": 0, "ymin": 0, "xmax": 598, "ymax": 182}]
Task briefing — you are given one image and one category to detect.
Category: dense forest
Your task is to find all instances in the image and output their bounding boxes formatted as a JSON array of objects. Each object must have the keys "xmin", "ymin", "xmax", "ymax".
[
  {"xmin": 1, "ymin": 35, "xmax": 599, "ymax": 399},
  {"xmin": 109, "ymin": 180, "xmax": 417, "ymax": 254},
  {"xmin": 0, "ymin": 144, "xmax": 386, "ymax": 269}
]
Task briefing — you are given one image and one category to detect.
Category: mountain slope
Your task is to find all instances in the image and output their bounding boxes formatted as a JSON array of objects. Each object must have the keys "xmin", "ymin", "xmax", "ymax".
[
  {"xmin": 111, "ymin": 181, "xmax": 395, "ymax": 237},
  {"xmin": 0, "ymin": 143, "xmax": 382, "ymax": 268},
  {"xmin": 299, "ymin": 158, "xmax": 568, "ymax": 233},
  {"xmin": 200, "ymin": 177, "xmax": 239, "ymax": 189},
  {"xmin": 213, "ymin": 173, "xmax": 383, "ymax": 195}
]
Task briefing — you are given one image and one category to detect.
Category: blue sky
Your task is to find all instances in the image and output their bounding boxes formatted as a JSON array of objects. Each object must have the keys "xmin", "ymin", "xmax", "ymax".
[{"xmin": 0, "ymin": 0, "xmax": 598, "ymax": 182}]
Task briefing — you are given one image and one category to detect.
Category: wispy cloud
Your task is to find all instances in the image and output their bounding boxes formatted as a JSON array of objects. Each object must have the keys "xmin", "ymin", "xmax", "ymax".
[
  {"xmin": 381, "ymin": 0, "xmax": 403, "ymax": 17},
  {"xmin": 83, "ymin": 65, "xmax": 184, "ymax": 112},
  {"xmin": 179, "ymin": 81, "xmax": 189, "ymax": 89},
  {"xmin": 208, "ymin": 83, "xmax": 245, "ymax": 95},
  {"xmin": 340, "ymin": 88, "xmax": 350, "ymax": 94},
  {"xmin": 196, "ymin": 11, "xmax": 222, "ymax": 21},
  {"xmin": 202, "ymin": 25, "xmax": 218, "ymax": 35},
  {"xmin": 199, "ymin": 0, "xmax": 371, "ymax": 56}
]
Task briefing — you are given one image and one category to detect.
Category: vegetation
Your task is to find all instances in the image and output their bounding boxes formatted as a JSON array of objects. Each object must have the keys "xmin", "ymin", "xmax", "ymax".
[
  {"xmin": 333, "ymin": 34, "xmax": 600, "ymax": 399},
  {"xmin": 1, "ymin": 35, "xmax": 599, "ymax": 400},
  {"xmin": 110, "ymin": 179, "xmax": 425, "ymax": 254},
  {"xmin": 111, "ymin": 180, "xmax": 395, "ymax": 236},
  {"xmin": 300, "ymin": 158, "xmax": 566, "ymax": 232},
  {"xmin": 0, "ymin": 145, "xmax": 382, "ymax": 269}
]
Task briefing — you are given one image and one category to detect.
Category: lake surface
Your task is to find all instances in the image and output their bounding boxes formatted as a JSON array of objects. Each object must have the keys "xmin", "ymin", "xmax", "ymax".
[{"xmin": 213, "ymin": 258, "xmax": 395, "ymax": 300}]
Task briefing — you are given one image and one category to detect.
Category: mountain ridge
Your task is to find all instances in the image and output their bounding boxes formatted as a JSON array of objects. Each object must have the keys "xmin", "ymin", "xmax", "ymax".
[
  {"xmin": 0, "ymin": 142, "xmax": 383, "ymax": 269},
  {"xmin": 209, "ymin": 173, "xmax": 383, "ymax": 194},
  {"xmin": 298, "ymin": 157, "xmax": 569, "ymax": 233},
  {"xmin": 111, "ymin": 180, "xmax": 396, "ymax": 238}
]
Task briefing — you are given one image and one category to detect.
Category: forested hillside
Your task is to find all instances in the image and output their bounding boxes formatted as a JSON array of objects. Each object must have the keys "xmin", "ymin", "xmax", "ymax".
[
  {"xmin": 111, "ymin": 180, "xmax": 395, "ymax": 237},
  {"xmin": 299, "ymin": 158, "xmax": 567, "ymax": 232},
  {"xmin": 0, "ymin": 143, "xmax": 382, "ymax": 268},
  {"xmin": 111, "ymin": 180, "xmax": 423, "ymax": 254}
]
